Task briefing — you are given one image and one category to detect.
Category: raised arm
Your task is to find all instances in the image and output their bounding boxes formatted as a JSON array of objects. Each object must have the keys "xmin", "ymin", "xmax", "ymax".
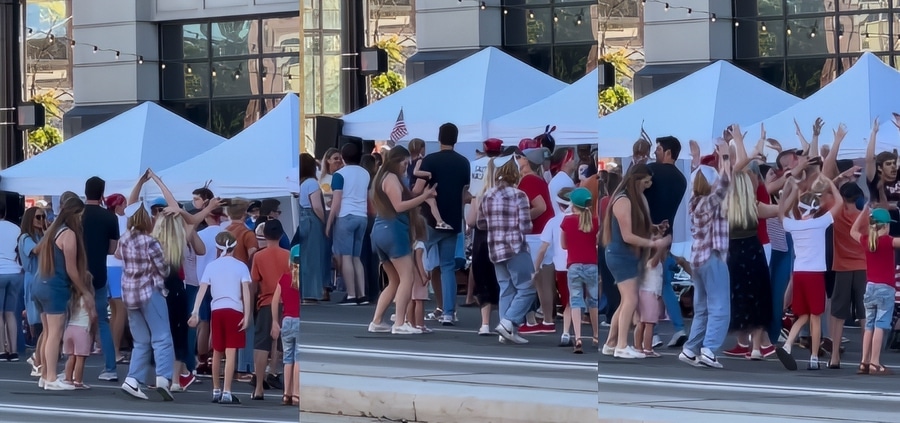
[
  {"xmin": 825, "ymin": 176, "xmax": 844, "ymax": 215},
  {"xmin": 729, "ymin": 124, "xmax": 751, "ymax": 172},
  {"xmin": 822, "ymin": 124, "xmax": 847, "ymax": 179},
  {"xmin": 809, "ymin": 118, "xmax": 824, "ymax": 159},
  {"xmin": 779, "ymin": 180, "xmax": 798, "ymax": 219},
  {"xmin": 850, "ymin": 204, "xmax": 869, "ymax": 243},
  {"xmin": 128, "ymin": 170, "xmax": 151, "ymax": 205},
  {"xmin": 794, "ymin": 118, "xmax": 811, "ymax": 155},
  {"xmin": 866, "ymin": 117, "xmax": 880, "ymax": 182}
]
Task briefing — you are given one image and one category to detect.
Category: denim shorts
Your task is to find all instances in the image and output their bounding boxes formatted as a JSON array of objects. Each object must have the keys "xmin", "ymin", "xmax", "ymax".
[
  {"xmin": 281, "ymin": 317, "xmax": 300, "ymax": 365},
  {"xmin": 333, "ymin": 214, "xmax": 368, "ymax": 257},
  {"xmin": 605, "ymin": 248, "xmax": 640, "ymax": 283},
  {"xmin": 371, "ymin": 220, "xmax": 412, "ymax": 262},
  {"xmin": 567, "ymin": 264, "xmax": 599, "ymax": 310},
  {"xmin": 107, "ymin": 266, "xmax": 123, "ymax": 299},
  {"xmin": 0, "ymin": 272, "xmax": 23, "ymax": 313},
  {"xmin": 863, "ymin": 282, "xmax": 896, "ymax": 330},
  {"xmin": 31, "ymin": 277, "xmax": 71, "ymax": 315}
]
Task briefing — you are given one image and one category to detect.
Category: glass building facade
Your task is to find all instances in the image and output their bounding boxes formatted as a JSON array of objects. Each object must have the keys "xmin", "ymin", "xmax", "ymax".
[{"xmin": 734, "ymin": 0, "xmax": 900, "ymax": 98}]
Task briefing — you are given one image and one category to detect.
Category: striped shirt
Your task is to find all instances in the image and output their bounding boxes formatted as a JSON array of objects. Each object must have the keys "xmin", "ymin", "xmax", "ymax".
[
  {"xmin": 477, "ymin": 184, "xmax": 532, "ymax": 263},
  {"xmin": 767, "ymin": 218, "xmax": 789, "ymax": 252},
  {"xmin": 689, "ymin": 171, "xmax": 731, "ymax": 268}
]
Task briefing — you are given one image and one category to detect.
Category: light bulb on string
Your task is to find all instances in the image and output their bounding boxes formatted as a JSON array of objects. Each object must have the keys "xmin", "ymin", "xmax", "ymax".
[
  {"xmin": 92, "ymin": 45, "xmax": 98, "ymax": 53},
  {"xmin": 212, "ymin": 69, "xmax": 217, "ymax": 77},
  {"xmin": 70, "ymin": 39, "xmax": 76, "ymax": 48},
  {"xmin": 553, "ymin": 13, "xmax": 558, "ymax": 23},
  {"xmin": 480, "ymin": 2, "xmax": 485, "ymax": 10},
  {"xmin": 809, "ymin": 27, "xmax": 816, "ymax": 38},
  {"xmin": 528, "ymin": 10, "xmax": 534, "ymax": 19},
  {"xmin": 664, "ymin": 3, "xmax": 669, "ymax": 11},
  {"xmin": 234, "ymin": 69, "xmax": 241, "ymax": 80},
  {"xmin": 138, "ymin": 56, "xmax": 143, "ymax": 64},
  {"xmin": 687, "ymin": 8, "xmax": 691, "ymax": 15},
  {"xmin": 734, "ymin": 21, "xmax": 739, "ymax": 27},
  {"xmin": 503, "ymin": 9, "xmax": 508, "ymax": 15},
  {"xmin": 761, "ymin": 22, "xmax": 767, "ymax": 32},
  {"xmin": 161, "ymin": 63, "xmax": 166, "ymax": 70},
  {"xmin": 710, "ymin": 13, "xmax": 716, "ymax": 22},
  {"xmin": 186, "ymin": 64, "xmax": 192, "ymax": 74},
  {"xmin": 786, "ymin": 26, "xmax": 792, "ymax": 35},
  {"xmin": 115, "ymin": 50, "xmax": 120, "ymax": 59}
]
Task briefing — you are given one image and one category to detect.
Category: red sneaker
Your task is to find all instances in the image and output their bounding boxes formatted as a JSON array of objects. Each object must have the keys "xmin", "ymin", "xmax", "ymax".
[
  {"xmin": 722, "ymin": 344, "xmax": 750, "ymax": 357},
  {"xmin": 518, "ymin": 324, "xmax": 543, "ymax": 335},
  {"xmin": 537, "ymin": 322, "xmax": 556, "ymax": 334},
  {"xmin": 179, "ymin": 373, "xmax": 196, "ymax": 390},
  {"xmin": 760, "ymin": 344, "xmax": 776, "ymax": 357}
]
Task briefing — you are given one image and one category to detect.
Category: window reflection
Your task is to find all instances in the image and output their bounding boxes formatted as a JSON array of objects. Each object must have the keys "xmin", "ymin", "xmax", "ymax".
[
  {"xmin": 264, "ymin": 17, "xmax": 300, "ymax": 53},
  {"xmin": 210, "ymin": 99, "xmax": 251, "ymax": 138},
  {"xmin": 211, "ymin": 20, "xmax": 255, "ymax": 57}
]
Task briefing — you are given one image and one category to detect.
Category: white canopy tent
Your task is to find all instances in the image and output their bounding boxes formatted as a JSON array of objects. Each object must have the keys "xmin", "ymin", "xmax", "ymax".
[
  {"xmin": 0, "ymin": 102, "xmax": 226, "ymax": 196},
  {"xmin": 150, "ymin": 93, "xmax": 300, "ymax": 199},
  {"xmin": 341, "ymin": 47, "xmax": 567, "ymax": 143},
  {"xmin": 488, "ymin": 69, "xmax": 599, "ymax": 145},
  {"xmin": 596, "ymin": 60, "xmax": 800, "ymax": 157},
  {"xmin": 745, "ymin": 52, "xmax": 900, "ymax": 159}
]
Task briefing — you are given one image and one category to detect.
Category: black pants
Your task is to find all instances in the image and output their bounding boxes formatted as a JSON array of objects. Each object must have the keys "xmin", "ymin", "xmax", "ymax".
[{"xmin": 599, "ymin": 250, "xmax": 619, "ymax": 325}]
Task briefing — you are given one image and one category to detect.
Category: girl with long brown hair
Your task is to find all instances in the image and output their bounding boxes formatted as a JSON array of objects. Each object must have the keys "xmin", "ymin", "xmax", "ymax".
[
  {"xmin": 367, "ymin": 146, "xmax": 437, "ymax": 335},
  {"xmin": 19, "ymin": 206, "xmax": 47, "ymax": 375},
  {"xmin": 31, "ymin": 197, "xmax": 92, "ymax": 391},
  {"xmin": 601, "ymin": 163, "xmax": 669, "ymax": 359}
]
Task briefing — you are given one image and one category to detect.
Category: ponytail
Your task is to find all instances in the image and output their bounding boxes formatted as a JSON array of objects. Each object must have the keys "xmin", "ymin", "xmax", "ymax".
[
  {"xmin": 573, "ymin": 205, "xmax": 594, "ymax": 234},
  {"xmin": 869, "ymin": 223, "xmax": 884, "ymax": 252}
]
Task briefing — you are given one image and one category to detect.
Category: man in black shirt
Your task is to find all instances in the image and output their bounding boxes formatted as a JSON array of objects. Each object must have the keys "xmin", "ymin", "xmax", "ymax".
[
  {"xmin": 83, "ymin": 176, "xmax": 121, "ymax": 381},
  {"xmin": 413, "ymin": 123, "xmax": 471, "ymax": 326},
  {"xmin": 643, "ymin": 136, "xmax": 689, "ymax": 347}
]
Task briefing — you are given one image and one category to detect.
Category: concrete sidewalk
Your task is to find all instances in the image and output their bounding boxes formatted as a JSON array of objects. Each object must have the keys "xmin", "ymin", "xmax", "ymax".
[{"xmin": 299, "ymin": 345, "xmax": 597, "ymax": 423}]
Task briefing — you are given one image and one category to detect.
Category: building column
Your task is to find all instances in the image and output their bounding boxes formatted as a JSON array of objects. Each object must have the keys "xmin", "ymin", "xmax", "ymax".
[
  {"xmin": 405, "ymin": 0, "xmax": 502, "ymax": 84},
  {"xmin": 63, "ymin": 0, "xmax": 159, "ymax": 138},
  {"xmin": 633, "ymin": 0, "xmax": 733, "ymax": 98},
  {"xmin": 0, "ymin": 0, "xmax": 24, "ymax": 168}
]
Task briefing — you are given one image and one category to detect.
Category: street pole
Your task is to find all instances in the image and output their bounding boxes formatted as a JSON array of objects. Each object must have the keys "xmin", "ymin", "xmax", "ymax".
[
  {"xmin": 0, "ymin": 0, "xmax": 25, "ymax": 169},
  {"xmin": 299, "ymin": 0, "xmax": 306, "ymax": 155}
]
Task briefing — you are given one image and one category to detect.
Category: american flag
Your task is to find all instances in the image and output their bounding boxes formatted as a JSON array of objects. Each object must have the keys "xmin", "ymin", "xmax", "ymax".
[{"xmin": 390, "ymin": 109, "xmax": 408, "ymax": 142}]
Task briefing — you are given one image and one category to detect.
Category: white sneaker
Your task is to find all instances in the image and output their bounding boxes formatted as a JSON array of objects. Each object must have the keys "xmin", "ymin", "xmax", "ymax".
[
  {"xmin": 391, "ymin": 323, "xmax": 422, "ymax": 335},
  {"xmin": 699, "ymin": 347, "xmax": 723, "ymax": 369},
  {"xmin": 498, "ymin": 335, "xmax": 508, "ymax": 344},
  {"xmin": 667, "ymin": 330, "xmax": 687, "ymax": 348},
  {"xmin": 627, "ymin": 346, "xmax": 647, "ymax": 359},
  {"xmin": 38, "ymin": 378, "xmax": 45, "ymax": 389},
  {"xmin": 477, "ymin": 325, "xmax": 492, "ymax": 335},
  {"xmin": 44, "ymin": 379, "xmax": 76, "ymax": 391},
  {"xmin": 367, "ymin": 321, "xmax": 392, "ymax": 333},
  {"xmin": 510, "ymin": 331, "xmax": 529, "ymax": 344},
  {"xmin": 678, "ymin": 351, "xmax": 703, "ymax": 367},
  {"xmin": 30, "ymin": 365, "xmax": 42, "ymax": 377},
  {"xmin": 121, "ymin": 377, "xmax": 148, "ymax": 399},
  {"xmin": 613, "ymin": 347, "xmax": 641, "ymax": 359},
  {"xmin": 389, "ymin": 314, "xmax": 396, "ymax": 322},
  {"xmin": 170, "ymin": 382, "xmax": 184, "ymax": 393},
  {"xmin": 652, "ymin": 335, "xmax": 663, "ymax": 348},
  {"xmin": 155, "ymin": 376, "xmax": 174, "ymax": 401},
  {"xmin": 749, "ymin": 349, "xmax": 764, "ymax": 360},
  {"xmin": 495, "ymin": 319, "xmax": 516, "ymax": 342},
  {"xmin": 27, "ymin": 355, "xmax": 34, "ymax": 366},
  {"xmin": 601, "ymin": 344, "xmax": 615, "ymax": 356}
]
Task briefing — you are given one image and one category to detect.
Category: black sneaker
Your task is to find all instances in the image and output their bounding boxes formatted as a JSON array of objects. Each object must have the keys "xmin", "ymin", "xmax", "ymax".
[
  {"xmin": 266, "ymin": 374, "xmax": 283, "ymax": 390},
  {"xmin": 357, "ymin": 297, "xmax": 370, "ymax": 305},
  {"xmin": 220, "ymin": 392, "xmax": 241, "ymax": 404},
  {"xmin": 338, "ymin": 298, "xmax": 357, "ymax": 306},
  {"xmin": 0, "ymin": 352, "xmax": 8, "ymax": 362},
  {"xmin": 7, "ymin": 353, "xmax": 18, "ymax": 362}
]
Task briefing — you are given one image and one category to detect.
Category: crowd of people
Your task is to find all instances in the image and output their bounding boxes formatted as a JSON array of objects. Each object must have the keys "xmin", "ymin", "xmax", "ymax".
[
  {"xmin": 0, "ymin": 171, "xmax": 301, "ymax": 404},
  {"xmin": 298, "ymin": 116, "xmax": 899, "ymax": 373}
]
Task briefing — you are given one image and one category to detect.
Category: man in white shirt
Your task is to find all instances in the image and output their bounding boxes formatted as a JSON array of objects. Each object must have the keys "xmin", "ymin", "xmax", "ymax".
[
  {"xmin": 547, "ymin": 148, "xmax": 576, "ymax": 216},
  {"xmin": 325, "ymin": 143, "xmax": 371, "ymax": 306},
  {"xmin": 469, "ymin": 138, "xmax": 503, "ymax": 198}
]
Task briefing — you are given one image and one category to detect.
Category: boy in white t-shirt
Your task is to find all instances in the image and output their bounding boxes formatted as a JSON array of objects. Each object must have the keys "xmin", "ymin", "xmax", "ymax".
[
  {"xmin": 188, "ymin": 231, "xmax": 252, "ymax": 404},
  {"xmin": 534, "ymin": 187, "xmax": 575, "ymax": 346}
]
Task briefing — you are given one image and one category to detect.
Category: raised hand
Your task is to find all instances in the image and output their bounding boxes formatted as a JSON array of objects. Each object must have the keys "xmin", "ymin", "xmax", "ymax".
[
  {"xmin": 833, "ymin": 123, "xmax": 847, "ymax": 142},
  {"xmin": 766, "ymin": 138, "xmax": 783, "ymax": 153},
  {"xmin": 873, "ymin": 117, "xmax": 880, "ymax": 134},
  {"xmin": 813, "ymin": 118, "xmax": 824, "ymax": 137}
]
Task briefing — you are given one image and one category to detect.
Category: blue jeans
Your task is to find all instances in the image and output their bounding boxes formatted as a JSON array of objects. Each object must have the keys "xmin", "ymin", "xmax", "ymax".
[
  {"xmin": 95, "ymin": 285, "xmax": 116, "ymax": 373},
  {"xmin": 660, "ymin": 255, "xmax": 684, "ymax": 333},
  {"xmin": 184, "ymin": 284, "xmax": 199, "ymax": 372},
  {"xmin": 126, "ymin": 290, "xmax": 175, "ymax": 383},
  {"xmin": 238, "ymin": 315, "xmax": 255, "ymax": 373},
  {"xmin": 684, "ymin": 254, "xmax": 730, "ymax": 355},
  {"xmin": 426, "ymin": 228, "xmax": 459, "ymax": 318},
  {"xmin": 493, "ymin": 250, "xmax": 536, "ymax": 326},
  {"xmin": 767, "ymin": 247, "xmax": 792, "ymax": 342},
  {"xmin": 281, "ymin": 317, "xmax": 300, "ymax": 365}
]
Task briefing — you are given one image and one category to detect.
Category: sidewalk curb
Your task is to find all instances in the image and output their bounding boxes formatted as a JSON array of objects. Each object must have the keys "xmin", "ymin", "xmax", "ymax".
[{"xmin": 300, "ymin": 373, "xmax": 596, "ymax": 423}]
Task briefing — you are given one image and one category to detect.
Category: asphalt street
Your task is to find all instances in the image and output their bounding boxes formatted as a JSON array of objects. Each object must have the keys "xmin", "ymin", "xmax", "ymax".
[{"xmin": 0, "ymin": 355, "xmax": 298, "ymax": 423}]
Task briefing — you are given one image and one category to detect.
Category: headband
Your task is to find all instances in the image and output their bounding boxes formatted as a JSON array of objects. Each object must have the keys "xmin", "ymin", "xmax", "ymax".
[
  {"xmin": 215, "ymin": 239, "xmax": 238, "ymax": 251},
  {"xmin": 798, "ymin": 194, "xmax": 822, "ymax": 218}
]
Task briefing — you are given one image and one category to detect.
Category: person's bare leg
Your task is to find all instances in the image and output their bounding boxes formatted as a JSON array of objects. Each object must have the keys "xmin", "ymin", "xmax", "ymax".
[
  {"xmin": 589, "ymin": 307, "xmax": 599, "ymax": 340},
  {"xmin": 604, "ymin": 308, "xmax": 620, "ymax": 348},
  {"xmin": 110, "ymin": 299, "xmax": 126, "ymax": 361},
  {"xmin": 352, "ymin": 257, "xmax": 366, "ymax": 299},
  {"xmin": 64, "ymin": 355, "xmax": 75, "ymax": 382},
  {"xmin": 74, "ymin": 356, "xmax": 86, "ymax": 384},
  {"xmin": 431, "ymin": 269, "xmax": 443, "ymax": 314},
  {"xmin": 211, "ymin": 350, "xmax": 223, "ymax": 392},
  {"xmin": 415, "ymin": 301, "xmax": 425, "ymax": 327},
  {"xmin": 223, "ymin": 349, "xmax": 236, "ymax": 394},
  {"xmin": 829, "ymin": 315, "xmax": 844, "ymax": 365},
  {"xmin": 253, "ymin": 350, "xmax": 267, "ymax": 397},
  {"xmin": 538, "ymin": 266, "xmax": 556, "ymax": 325},
  {"xmin": 615, "ymin": 279, "xmax": 639, "ymax": 349},
  {"xmin": 634, "ymin": 320, "xmax": 644, "ymax": 351},
  {"xmin": 38, "ymin": 313, "xmax": 48, "ymax": 381},
  {"xmin": 34, "ymin": 330, "xmax": 44, "ymax": 367},
  {"xmin": 372, "ymin": 262, "xmax": 400, "ymax": 325},
  {"xmin": 562, "ymin": 306, "xmax": 572, "ymax": 337},
  {"xmin": 571, "ymin": 307, "xmax": 583, "ymax": 341},
  {"xmin": 751, "ymin": 329, "xmax": 763, "ymax": 353},
  {"xmin": 871, "ymin": 329, "xmax": 886, "ymax": 367},
  {"xmin": 810, "ymin": 314, "xmax": 822, "ymax": 359},
  {"xmin": 2, "ymin": 311, "xmax": 16, "ymax": 353},
  {"xmin": 465, "ymin": 268, "xmax": 475, "ymax": 305},
  {"xmin": 783, "ymin": 315, "xmax": 809, "ymax": 351},
  {"xmin": 269, "ymin": 344, "xmax": 281, "ymax": 380},
  {"xmin": 642, "ymin": 324, "xmax": 654, "ymax": 352},
  {"xmin": 341, "ymin": 256, "xmax": 357, "ymax": 299},
  {"xmin": 43, "ymin": 314, "xmax": 66, "ymax": 382},
  {"xmin": 390, "ymin": 255, "xmax": 416, "ymax": 328},
  {"xmin": 480, "ymin": 304, "xmax": 491, "ymax": 326}
]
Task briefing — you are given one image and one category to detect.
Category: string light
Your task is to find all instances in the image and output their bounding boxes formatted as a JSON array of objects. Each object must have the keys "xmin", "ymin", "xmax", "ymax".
[
  {"xmin": 529, "ymin": 10, "xmax": 534, "ymax": 19},
  {"xmin": 26, "ymin": 26, "xmax": 147, "ymax": 65},
  {"xmin": 787, "ymin": 25, "xmax": 792, "ymax": 35},
  {"xmin": 115, "ymin": 50, "xmax": 120, "ymax": 59},
  {"xmin": 761, "ymin": 22, "xmax": 767, "ymax": 32},
  {"xmin": 480, "ymin": 1, "xmax": 486, "ymax": 10},
  {"xmin": 664, "ymin": 3, "xmax": 669, "ymax": 11},
  {"xmin": 138, "ymin": 56, "xmax": 143, "ymax": 64},
  {"xmin": 687, "ymin": 8, "xmax": 691, "ymax": 15}
]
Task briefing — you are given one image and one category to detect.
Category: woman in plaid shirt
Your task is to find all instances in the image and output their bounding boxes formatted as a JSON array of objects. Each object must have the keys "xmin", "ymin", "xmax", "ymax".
[{"xmin": 476, "ymin": 154, "xmax": 536, "ymax": 344}]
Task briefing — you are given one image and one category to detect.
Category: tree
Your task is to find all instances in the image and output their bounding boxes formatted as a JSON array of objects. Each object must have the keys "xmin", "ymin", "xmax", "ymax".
[
  {"xmin": 367, "ymin": 1, "xmax": 416, "ymax": 102},
  {"xmin": 369, "ymin": 35, "xmax": 407, "ymax": 100},
  {"xmin": 598, "ymin": 49, "xmax": 635, "ymax": 116},
  {"xmin": 26, "ymin": 90, "xmax": 63, "ymax": 156}
]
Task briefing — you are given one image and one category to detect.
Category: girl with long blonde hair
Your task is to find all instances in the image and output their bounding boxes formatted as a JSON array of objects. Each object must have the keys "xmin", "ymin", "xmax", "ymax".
[{"xmin": 465, "ymin": 157, "xmax": 501, "ymax": 335}]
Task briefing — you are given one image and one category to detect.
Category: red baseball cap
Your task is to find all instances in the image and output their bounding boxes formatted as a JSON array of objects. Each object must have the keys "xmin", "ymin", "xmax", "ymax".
[
  {"xmin": 479, "ymin": 138, "xmax": 503, "ymax": 157},
  {"xmin": 518, "ymin": 138, "xmax": 541, "ymax": 151}
]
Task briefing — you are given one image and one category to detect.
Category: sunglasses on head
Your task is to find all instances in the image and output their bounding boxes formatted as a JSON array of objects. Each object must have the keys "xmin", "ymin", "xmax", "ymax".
[{"xmin": 35, "ymin": 215, "xmax": 45, "ymax": 220}]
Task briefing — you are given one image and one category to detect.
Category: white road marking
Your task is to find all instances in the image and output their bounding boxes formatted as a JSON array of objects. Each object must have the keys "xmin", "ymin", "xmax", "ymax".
[
  {"xmin": 300, "ymin": 344, "xmax": 596, "ymax": 370},
  {"xmin": 0, "ymin": 403, "xmax": 296, "ymax": 423}
]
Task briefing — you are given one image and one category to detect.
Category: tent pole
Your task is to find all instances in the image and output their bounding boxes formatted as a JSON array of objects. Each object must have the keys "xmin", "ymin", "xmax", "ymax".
[{"xmin": 299, "ymin": 0, "xmax": 306, "ymax": 155}]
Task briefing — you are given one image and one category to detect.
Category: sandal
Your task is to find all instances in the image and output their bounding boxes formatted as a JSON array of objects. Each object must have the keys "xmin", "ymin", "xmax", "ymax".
[
  {"xmin": 827, "ymin": 361, "xmax": 841, "ymax": 370},
  {"xmin": 643, "ymin": 349, "xmax": 662, "ymax": 358},
  {"xmin": 573, "ymin": 340, "xmax": 584, "ymax": 354},
  {"xmin": 73, "ymin": 381, "xmax": 91, "ymax": 389},
  {"xmin": 857, "ymin": 362, "xmax": 870, "ymax": 375},
  {"xmin": 282, "ymin": 395, "xmax": 292, "ymax": 406},
  {"xmin": 292, "ymin": 395, "xmax": 300, "ymax": 406},
  {"xmin": 435, "ymin": 222, "xmax": 454, "ymax": 231},
  {"xmin": 869, "ymin": 364, "xmax": 893, "ymax": 376}
]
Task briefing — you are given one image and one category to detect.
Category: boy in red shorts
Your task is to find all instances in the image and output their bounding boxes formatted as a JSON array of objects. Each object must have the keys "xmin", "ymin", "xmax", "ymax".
[{"xmin": 189, "ymin": 232, "xmax": 252, "ymax": 404}]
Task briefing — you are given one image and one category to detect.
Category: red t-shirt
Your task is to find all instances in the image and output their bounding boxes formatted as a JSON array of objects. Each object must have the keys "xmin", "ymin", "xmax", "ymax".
[
  {"xmin": 861, "ymin": 234, "xmax": 895, "ymax": 285},
  {"xmin": 278, "ymin": 273, "xmax": 300, "ymax": 318},
  {"xmin": 561, "ymin": 214, "xmax": 599, "ymax": 267},
  {"xmin": 756, "ymin": 181, "xmax": 770, "ymax": 245},
  {"xmin": 518, "ymin": 174, "xmax": 554, "ymax": 234}
]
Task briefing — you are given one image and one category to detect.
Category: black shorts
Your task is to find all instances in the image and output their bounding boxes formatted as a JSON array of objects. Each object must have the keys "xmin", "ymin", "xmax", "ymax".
[
  {"xmin": 253, "ymin": 305, "xmax": 283, "ymax": 352},
  {"xmin": 831, "ymin": 270, "xmax": 867, "ymax": 321}
]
